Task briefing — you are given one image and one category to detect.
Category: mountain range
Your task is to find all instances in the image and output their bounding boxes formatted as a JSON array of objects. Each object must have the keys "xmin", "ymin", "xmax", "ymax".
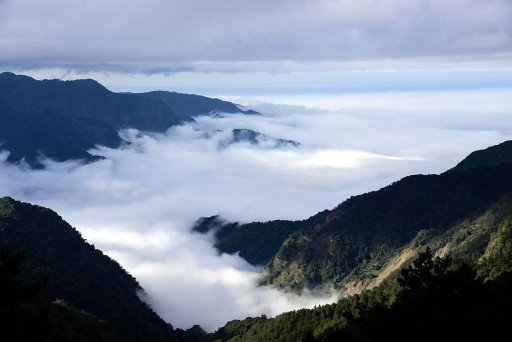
[
  {"xmin": 0, "ymin": 197, "xmax": 208, "ymax": 341},
  {"xmin": 0, "ymin": 101, "xmax": 123, "ymax": 167},
  {"xmin": 0, "ymin": 72, "xmax": 257, "ymax": 167},
  {"xmin": 2, "ymin": 72, "xmax": 512, "ymax": 340},
  {"xmin": 196, "ymin": 140, "xmax": 512, "ymax": 292},
  {"xmin": 2, "ymin": 140, "xmax": 512, "ymax": 341},
  {"xmin": 2, "ymin": 138, "xmax": 512, "ymax": 340}
]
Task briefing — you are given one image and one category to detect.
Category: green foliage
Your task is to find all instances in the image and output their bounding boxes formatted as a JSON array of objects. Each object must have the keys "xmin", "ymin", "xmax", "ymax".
[
  {"xmin": 215, "ymin": 250, "xmax": 512, "ymax": 342},
  {"xmin": 194, "ymin": 212, "xmax": 329, "ymax": 266},
  {"xmin": 0, "ymin": 247, "xmax": 46, "ymax": 341},
  {"xmin": 209, "ymin": 161, "xmax": 512, "ymax": 290},
  {"xmin": 46, "ymin": 299, "xmax": 122, "ymax": 342},
  {"xmin": 0, "ymin": 247, "xmax": 124, "ymax": 341},
  {"xmin": 216, "ymin": 220, "xmax": 310, "ymax": 266},
  {"xmin": 477, "ymin": 218, "xmax": 512, "ymax": 280},
  {"xmin": 0, "ymin": 197, "xmax": 186, "ymax": 342}
]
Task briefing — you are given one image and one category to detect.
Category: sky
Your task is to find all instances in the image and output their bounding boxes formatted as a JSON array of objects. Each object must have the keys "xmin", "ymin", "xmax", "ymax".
[
  {"xmin": 1, "ymin": 0, "xmax": 512, "ymax": 94},
  {"xmin": 1, "ymin": 0, "xmax": 512, "ymax": 332},
  {"xmin": 1, "ymin": 0, "xmax": 512, "ymax": 65}
]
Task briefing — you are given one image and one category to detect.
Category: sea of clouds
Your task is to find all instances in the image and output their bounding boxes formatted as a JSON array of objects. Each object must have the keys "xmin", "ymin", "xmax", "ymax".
[{"xmin": 1, "ymin": 88, "xmax": 512, "ymax": 330}]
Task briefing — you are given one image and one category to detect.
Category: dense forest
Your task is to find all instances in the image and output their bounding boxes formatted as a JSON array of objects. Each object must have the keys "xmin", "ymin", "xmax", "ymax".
[
  {"xmin": 213, "ymin": 249, "xmax": 512, "ymax": 341},
  {"xmin": 0, "ymin": 197, "xmax": 207, "ymax": 342},
  {"xmin": 198, "ymin": 141, "xmax": 512, "ymax": 292}
]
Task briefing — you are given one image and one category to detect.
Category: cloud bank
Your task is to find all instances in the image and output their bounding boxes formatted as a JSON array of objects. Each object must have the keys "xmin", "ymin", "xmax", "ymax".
[
  {"xmin": 1, "ymin": 88, "xmax": 512, "ymax": 330},
  {"xmin": 1, "ymin": 0, "xmax": 511, "ymax": 72}
]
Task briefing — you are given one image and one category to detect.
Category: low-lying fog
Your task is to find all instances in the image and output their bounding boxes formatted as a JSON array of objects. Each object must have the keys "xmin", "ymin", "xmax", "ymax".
[{"xmin": 1, "ymin": 89, "xmax": 512, "ymax": 330}]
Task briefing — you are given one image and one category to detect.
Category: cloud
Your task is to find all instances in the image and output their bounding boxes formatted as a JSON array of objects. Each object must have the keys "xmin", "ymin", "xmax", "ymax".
[
  {"xmin": 0, "ymin": 0, "xmax": 512, "ymax": 72},
  {"xmin": 1, "ymin": 88, "xmax": 512, "ymax": 330},
  {"xmin": 9, "ymin": 65, "xmax": 512, "ymax": 97}
]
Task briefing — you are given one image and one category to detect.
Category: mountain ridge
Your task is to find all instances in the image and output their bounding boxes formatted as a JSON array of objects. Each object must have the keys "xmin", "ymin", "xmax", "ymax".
[
  {"xmin": 0, "ymin": 72, "xmax": 258, "ymax": 167},
  {"xmin": 0, "ymin": 101, "xmax": 123, "ymax": 167},
  {"xmin": 196, "ymin": 140, "xmax": 512, "ymax": 291},
  {"xmin": 0, "ymin": 196, "xmax": 207, "ymax": 341},
  {"xmin": 449, "ymin": 140, "xmax": 512, "ymax": 172}
]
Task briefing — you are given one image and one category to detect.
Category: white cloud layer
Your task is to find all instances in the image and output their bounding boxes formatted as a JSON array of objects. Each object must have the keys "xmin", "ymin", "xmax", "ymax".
[
  {"xmin": 1, "ymin": 88, "xmax": 512, "ymax": 330},
  {"xmin": 13, "ymin": 66, "xmax": 512, "ymax": 95},
  {"xmin": 0, "ymin": 0, "xmax": 511, "ymax": 72}
]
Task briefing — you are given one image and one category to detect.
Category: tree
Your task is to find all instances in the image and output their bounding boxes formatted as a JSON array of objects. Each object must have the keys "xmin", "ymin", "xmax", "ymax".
[{"xmin": 0, "ymin": 247, "xmax": 47, "ymax": 341}]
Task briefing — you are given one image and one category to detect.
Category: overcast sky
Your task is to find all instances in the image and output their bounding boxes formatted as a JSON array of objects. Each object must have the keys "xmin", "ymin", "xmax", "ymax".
[
  {"xmin": 1, "ymin": 0, "xmax": 512, "ymax": 93},
  {"xmin": 2, "ymin": 0, "xmax": 512, "ymax": 66}
]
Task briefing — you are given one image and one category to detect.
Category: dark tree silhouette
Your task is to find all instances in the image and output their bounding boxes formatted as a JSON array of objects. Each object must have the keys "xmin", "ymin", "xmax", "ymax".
[{"xmin": 0, "ymin": 247, "xmax": 46, "ymax": 341}]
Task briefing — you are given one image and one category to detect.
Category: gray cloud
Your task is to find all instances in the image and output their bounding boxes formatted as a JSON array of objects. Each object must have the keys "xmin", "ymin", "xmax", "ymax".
[
  {"xmin": 1, "ymin": 0, "xmax": 511, "ymax": 72},
  {"xmin": 1, "ymin": 88, "xmax": 512, "ymax": 330}
]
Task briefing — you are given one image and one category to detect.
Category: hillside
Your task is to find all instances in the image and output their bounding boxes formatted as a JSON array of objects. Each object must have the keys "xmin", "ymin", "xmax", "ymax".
[
  {"xmin": 213, "ymin": 250, "xmax": 512, "ymax": 341},
  {"xmin": 0, "ymin": 197, "xmax": 206, "ymax": 341},
  {"xmin": 449, "ymin": 140, "xmax": 512, "ymax": 172},
  {"xmin": 142, "ymin": 91, "xmax": 257, "ymax": 117},
  {"xmin": 0, "ymin": 72, "xmax": 256, "ymax": 131},
  {"xmin": 0, "ymin": 72, "xmax": 258, "ymax": 166},
  {"xmin": 198, "ymin": 140, "xmax": 512, "ymax": 291},
  {"xmin": 193, "ymin": 213, "xmax": 327, "ymax": 266},
  {"xmin": 0, "ymin": 72, "xmax": 179, "ymax": 131},
  {"xmin": 0, "ymin": 102, "xmax": 123, "ymax": 167}
]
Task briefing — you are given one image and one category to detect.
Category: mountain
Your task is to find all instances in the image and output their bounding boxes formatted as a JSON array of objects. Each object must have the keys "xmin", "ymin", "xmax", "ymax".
[
  {"xmin": 0, "ymin": 72, "xmax": 257, "ymax": 132},
  {"xmin": 0, "ymin": 72, "xmax": 183, "ymax": 132},
  {"xmin": 196, "ymin": 141, "xmax": 512, "ymax": 291},
  {"xmin": 195, "ymin": 128, "xmax": 300, "ymax": 151},
  {"xmin": 0, "ymin": 72, "xmax": 258, "ymax": 166},
  {"xmin": 449, "ymin": 140, "xmax": 512, "ymax": 172},
  {"xmin": 142, "ymin": 91, "xmax": 258, "ymax": 117},
  {"xmin": 0, "ymin": 102, "xmax": 123, "ymax": 168},
  {"xmin": 193, "ymin": 213, "xmax": 326, "ymax": 266},
  {"xmin": 213, "ymin": 249, "xmax": 512, "ymax": 341},
  {"xmin": 0, "ymin": 197, "xmax": 206, "ymax": 341},
  {"xmin": 228, "ymin": 129, "xmax": 299, "ymax": 148}
]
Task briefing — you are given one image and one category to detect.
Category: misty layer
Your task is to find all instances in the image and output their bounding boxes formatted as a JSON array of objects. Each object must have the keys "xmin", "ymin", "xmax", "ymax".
[{"xmin": 0, "ymin": 89, "xmax": 511, "ymax": 330}]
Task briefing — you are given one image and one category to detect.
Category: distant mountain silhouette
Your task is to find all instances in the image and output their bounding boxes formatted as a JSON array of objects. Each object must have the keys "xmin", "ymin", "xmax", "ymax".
[
  {"xmin": 0, "ymin": 101, "xmax": 123, "ymax": 168},
  {"xmin": 0, "ymin": 72, "xmax": 258, "ymax": 167},
  {"xmin": 230, "ymin": 129, "xmax": 299, "ymax": 146},
  {"xmin": 449, "ymin": 140, "xmax": 512, "ymax": 172},
  {"xmin": 142, "ymin": 91, "xmax": 258, "ymax": 117},
  {"xmin": 0, "ymin": 72, "xmax": 183, "ymax": 131},
  {"xmin": 215, "ymin": 128, "xmax": 300, "ymax": 150}
]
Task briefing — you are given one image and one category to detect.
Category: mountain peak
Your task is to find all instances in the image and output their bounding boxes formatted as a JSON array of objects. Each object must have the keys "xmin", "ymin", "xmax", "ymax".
[
  {"xmin": 0, "ymin": 72, "xmax": 105, "ymax": 89},
  {"xmin": 0, "ymin": 196, "xmax": 16, "ymax": 216},
  {"xmin": 449, "ymin": 140, "xmax": 512, "ymax": 172},
  {"xmin": 0, "ymin": 71, "xmax": 17, "ymax": 77},
  {"xmin": 0, "ymin": 71, "xmax": 37, "ymax": 83},
  {"xmin": 0, "ymin": 72, "xmax": 259, "ymax": 167},
  {"xmin": 48, "ymin": 77, "xmax": 109, "ymax": 91}
]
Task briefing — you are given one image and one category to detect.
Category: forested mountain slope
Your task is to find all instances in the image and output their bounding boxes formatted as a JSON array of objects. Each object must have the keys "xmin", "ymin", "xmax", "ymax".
[
  {"xmin": 199, "ymin": 140, "xmax": 512, "ymax": 291},
  {"xmin": 0, "ymin": 197, "xmax": 205, "ymax": 341},
  {"xmin": 213, "ymin": 249, "xmax": 512, "ymax": 342},
  {"xmin": 0, "ymin": 101, "xmax": 123, "ymax": 167},
  {"xmin": 449, "ymin": 140, "xmax": 512, "ymax": 172},
  {"xmin": 0, "ymin": 72, "xmax": 257, "ymax": 166}
]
